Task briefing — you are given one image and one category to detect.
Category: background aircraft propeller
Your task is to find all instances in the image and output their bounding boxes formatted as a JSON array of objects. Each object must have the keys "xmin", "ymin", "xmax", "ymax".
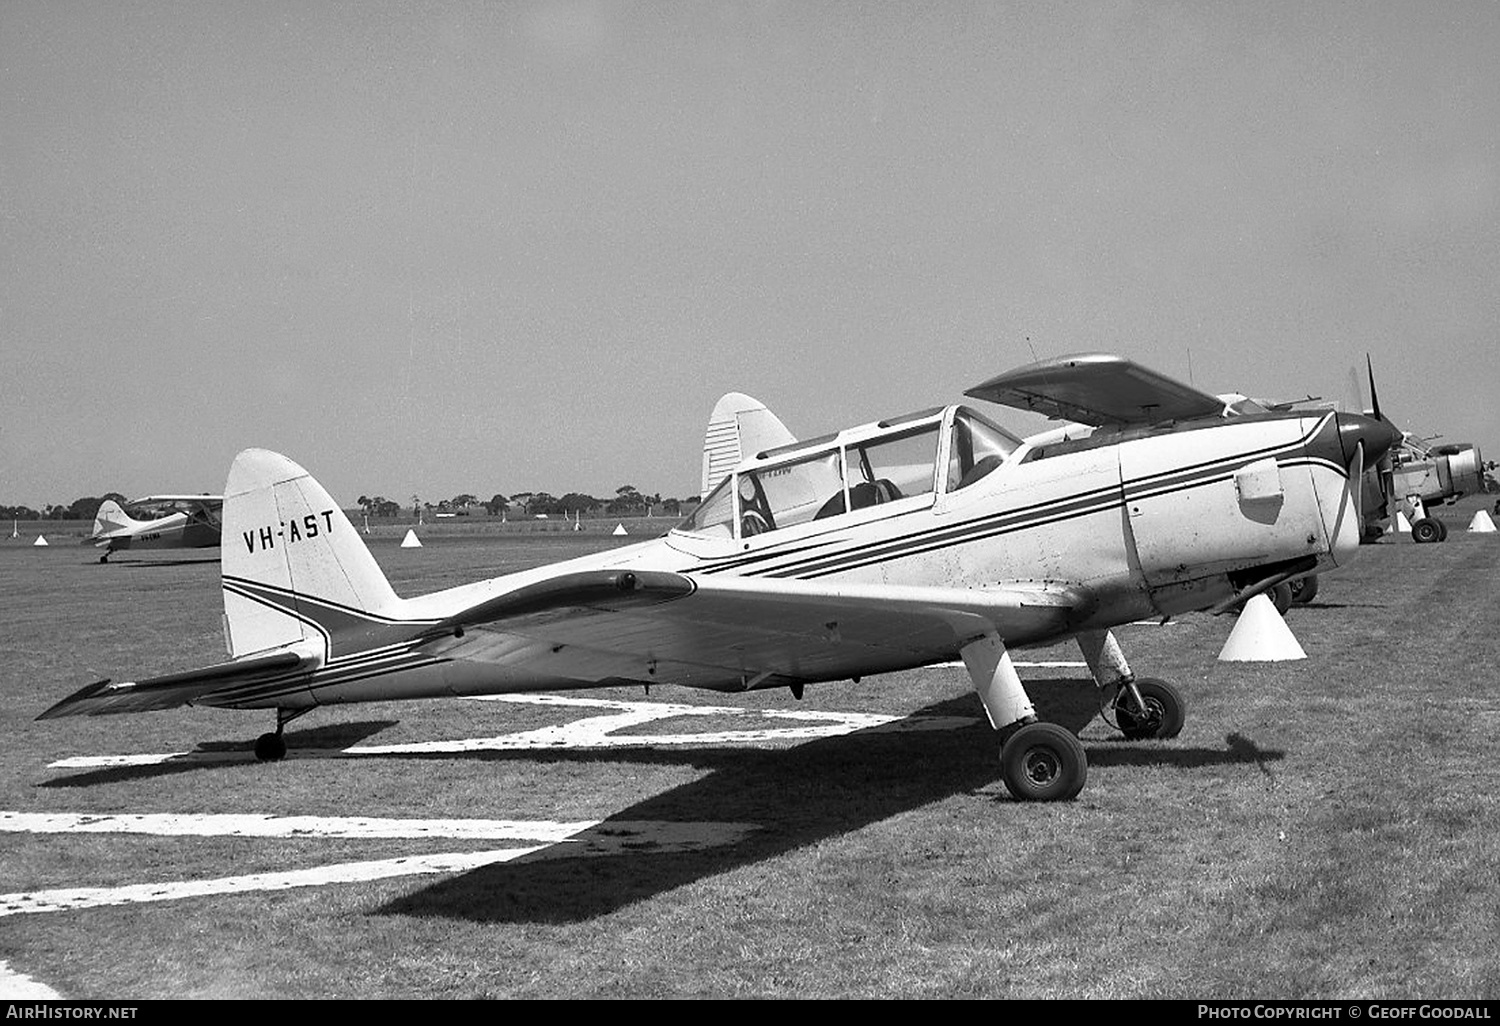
[{"xmin": 1362, "ymin": 355, "xmax": 1400, "ymax": 524}]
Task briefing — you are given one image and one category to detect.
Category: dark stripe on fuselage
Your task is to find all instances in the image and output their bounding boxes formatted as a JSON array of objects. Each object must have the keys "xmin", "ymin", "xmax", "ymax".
[
  {"xmin": 684, "ymin": 416, "xmax": 1340, "ymax": 581},
  {"xmin": 214, "ymin": 578, "xmax": 447, "ymax": 707}
]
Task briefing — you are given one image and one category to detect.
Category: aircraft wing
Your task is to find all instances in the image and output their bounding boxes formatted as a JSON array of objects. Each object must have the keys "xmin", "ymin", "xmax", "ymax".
[
  {"xmin": 41, "ymin": 571, "xmax": 1090, "ymax": 718},
  {"xmin": 37, "ymin": 650, "xmax": 311, "ymax": 719},
  {"xmin": 129, "ymin": 495, "xmax": 224, "ymax": 504},
  {"xmin": 966, "ymin": 353, "xmax": 1228, "ymax": 428},
  {"xmin": 419, "ymin": 569, "xmax": 1088, "ymax": 690}
]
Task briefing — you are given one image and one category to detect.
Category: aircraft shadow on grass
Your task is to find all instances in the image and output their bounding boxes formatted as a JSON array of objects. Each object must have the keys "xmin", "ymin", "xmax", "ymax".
[
  {"xmin": 362, "ymin": 687, "xmax": 1285, "ymax": 926},
  {"xmin": 116, "ymin": 557, "xmax": 221, "ymax": 568},
  {"xmin": 38, "ymin": 720, "xmax": 404, "ymax": 788},
  {"xmin": 37, "ymin": 682, "xmax": 1282, "ymax": 923}
]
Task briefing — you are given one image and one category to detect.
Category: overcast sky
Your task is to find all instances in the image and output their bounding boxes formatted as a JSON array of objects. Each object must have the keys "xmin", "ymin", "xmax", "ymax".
[{"xmin": 3, "ymin": 1, "xmax": 1496, "ymax": 509}]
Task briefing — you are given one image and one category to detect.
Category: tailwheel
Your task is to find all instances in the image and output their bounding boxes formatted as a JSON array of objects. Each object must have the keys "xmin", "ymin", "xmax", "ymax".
[
  {"xmin": 254, "ymin": 732, "xmax": 287, "ymax": 762},
  {"xmin": 999, "ymin": 722, "xmax": 1087, "ymax": 802},
  {"xmin": 254, "ymin": 707, "xmax": 308, "ymax": 761},
  {"xmin": 1114, "ymin": 677, "xmax": 1185, "ymax": 741}
]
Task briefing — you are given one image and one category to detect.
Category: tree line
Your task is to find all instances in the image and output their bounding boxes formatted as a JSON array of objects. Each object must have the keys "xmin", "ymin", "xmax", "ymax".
[
  {"xmin": 2, "ymin": 495, "xmax": 127, "ymax": 521},
  {"xmin": 4, "ymin": 485, "xmax": 701, "ymax": 524},
  {"xmin": 357, "ymin": 484, "xmax": 696, "ymax": 520}
]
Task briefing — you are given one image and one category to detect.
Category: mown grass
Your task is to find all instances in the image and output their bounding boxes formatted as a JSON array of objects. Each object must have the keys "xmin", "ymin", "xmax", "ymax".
[{"xmin": 1, "ymin": 497, "xmax": 1497, "ymax": 998}]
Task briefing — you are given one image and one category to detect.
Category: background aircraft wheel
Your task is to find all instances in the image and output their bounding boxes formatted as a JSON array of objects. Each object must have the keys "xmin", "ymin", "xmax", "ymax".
[
  {"xmin": 254, "ymin": 732, "xmax": 287, "ymax": 762},
  {"xmin": 1288, "ymin": 575, "xmax": 1319, "ymax": 604},
  {"xmin": 1437, "ymin": 520, "xmax": 1449, "ymax": 541},
  {"xmin": 1270, "ymin": 582, "xmax": 1293, "ymax": 615},
  {"xmin": 1411, "ymin": 518, "xmax": 1443, "ymax": 544},
  {"xmin": 999, "ymin": 722, "xmax": 1086, "ymax": 802},
  {"xmin": 1114, "ymin": 677, "xmax": 1185, "ymax": 740}
]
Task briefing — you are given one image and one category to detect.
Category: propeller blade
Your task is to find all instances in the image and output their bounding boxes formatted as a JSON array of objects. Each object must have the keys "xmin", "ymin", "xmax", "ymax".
[
  {"xmin": 1349, "ymin": 440, "xmax": 1365, "ymax": 525},
  {"xmin": 1366, "ymin": 354, "xmax": 1382, "ymax": 422}
]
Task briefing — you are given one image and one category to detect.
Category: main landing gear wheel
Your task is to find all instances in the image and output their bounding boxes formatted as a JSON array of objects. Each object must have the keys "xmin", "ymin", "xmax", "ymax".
[
  {"xmin": 254, "ymin": 732, "xmax": 287, "ymax": 762},
  {"xmin": 1411, "ymin": 517, "xmax": 1443, "ymax": 544},
  {"xmin": 1114, "ymin": 677, "xmax": 1186, "ymax": 741},
  {"xmin": 999, "ymin": 722, "xmax": 1087, "ymax": 802},
  {"xmin": 1236, "ymin": 583, "xmax": 1293, "ymax": 615},
  {"xmin": 1288, "ymin": 575, "xmax": 1319, "ymax": 605}
]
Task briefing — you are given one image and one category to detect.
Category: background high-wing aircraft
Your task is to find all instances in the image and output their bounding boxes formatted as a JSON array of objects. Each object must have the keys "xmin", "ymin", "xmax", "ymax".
[
  {"xmin": 88, "ymin": 494, "xmax": 223, "ymax": 563},
  {"xmin": 41, "ymin": 356, "xmax": 1399, "ymax": 801}
]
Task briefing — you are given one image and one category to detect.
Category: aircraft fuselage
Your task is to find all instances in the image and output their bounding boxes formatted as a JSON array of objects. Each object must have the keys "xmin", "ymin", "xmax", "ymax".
[{"xmin": 216, "ymin": 406, "xmax": 1370, "ymax": 712}]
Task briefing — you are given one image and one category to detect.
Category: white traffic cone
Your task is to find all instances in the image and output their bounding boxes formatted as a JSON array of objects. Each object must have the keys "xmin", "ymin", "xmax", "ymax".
[
  {"xmin": 612, "ymin": 523, "xmax": 628, "ymax": 536},
  {"xmin": 400, "ymin": 528, "xmax": 422, "ymax": 548},
  {"xmin": 1390, "ymin": 511, "xmax": 1411, "ymax": 534},
  {"xmin": 1467, "ymin": 510, "xmax": 1497, "ymax": 533},
  {"xmin": 1218, "ymin": 593, "xmax": 1307, "ymax": 662},
  {"xmin": 32, "ymin": 535, "xmax": 48, "ymax": 547}
]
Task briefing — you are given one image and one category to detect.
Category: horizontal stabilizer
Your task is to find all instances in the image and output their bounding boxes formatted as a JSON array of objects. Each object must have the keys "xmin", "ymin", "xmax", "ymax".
[{"xmin": 37, "ymin": 650, "xmax": 309, "ymax": 720}]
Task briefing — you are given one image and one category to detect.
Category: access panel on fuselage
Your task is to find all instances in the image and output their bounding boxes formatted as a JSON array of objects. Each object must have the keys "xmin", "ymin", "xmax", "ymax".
[{"xmin": 1117, "ymin": 419, "xmax": 1324, "ymax": 608}]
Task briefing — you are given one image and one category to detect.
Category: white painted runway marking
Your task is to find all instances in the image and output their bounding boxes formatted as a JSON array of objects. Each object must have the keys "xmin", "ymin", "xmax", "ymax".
[
  {"xmin": 1, "ymin": 847, "xmax": 552, "ymax": 918},
  {"xmin": 0, "ymin": 814, "xmax": 758, "ymax": 918},
  {"xmin": 0, "ymin": 811, "xmax": 598, "ymax": 840},
  {"xmin": 49, "ymin": 694, "xmax": 979, "ymax": 768},
  {"xmin": 0, "ymin": 960, "xmax": 61, "ymax": 999}
]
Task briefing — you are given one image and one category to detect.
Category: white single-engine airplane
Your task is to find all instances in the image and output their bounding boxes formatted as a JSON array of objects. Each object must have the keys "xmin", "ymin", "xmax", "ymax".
[
  {"xmin": 40, "ymin": 355, "xmax": 1400, "ymax": 801},
  {"xmin": 87, "ymin": 495, "xmax": 224, "ymax": 563}
]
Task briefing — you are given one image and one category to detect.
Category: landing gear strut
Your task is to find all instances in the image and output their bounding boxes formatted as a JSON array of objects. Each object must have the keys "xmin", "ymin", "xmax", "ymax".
[
  {"xmin": 962, "ymin": 631, "xmax": 1090, "ymax": 802},
  {"xmin": 1079, "ymin": 629, "xmax": 1186, "ymax": 741},
  {"xmin": 1112, "ymin": 677, "xmax": 1186, "ymax": 740}
]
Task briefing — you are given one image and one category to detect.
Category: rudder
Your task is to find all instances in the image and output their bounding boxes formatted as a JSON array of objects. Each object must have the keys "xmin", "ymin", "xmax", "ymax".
[
  {"xmin": 90, "ymin": 499, "xmax": 136, "ymax": 540},
  {"xmin": 700, "ymin": 392, "xmax": 796, "ymax": 496}
]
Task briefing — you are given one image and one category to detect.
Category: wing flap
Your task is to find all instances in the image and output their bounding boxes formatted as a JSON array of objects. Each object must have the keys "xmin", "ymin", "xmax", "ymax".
[
  {"xmin": 38, "ymin": 650, "xmax": 309, "ymax": 719},
  {"xmin": 966, "ymin": 353, "xmax": 1227, "ymax": 427}
]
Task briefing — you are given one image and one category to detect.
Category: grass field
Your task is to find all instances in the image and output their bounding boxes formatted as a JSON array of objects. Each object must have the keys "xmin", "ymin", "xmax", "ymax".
[{"xmin": 2, "ymin": 498, "xmax": 1498, "ymax": 999}]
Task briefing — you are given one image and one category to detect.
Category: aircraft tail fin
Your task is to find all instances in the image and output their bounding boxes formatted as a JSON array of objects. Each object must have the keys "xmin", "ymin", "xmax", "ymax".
[
  {"xmin": 220, "ymin": 449, "xmax": 402, "ymax": 659},
  {"xmin": 700, "ymin": 392, "xmax": 796, "ymax": 496},
  {"xmin": 90, "ymin": 499, "xmax": 137, "ymax": 541}
]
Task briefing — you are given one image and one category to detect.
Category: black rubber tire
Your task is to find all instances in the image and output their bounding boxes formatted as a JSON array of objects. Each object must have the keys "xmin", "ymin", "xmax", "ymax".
[
  {"xmin": 1437, "ymin": 520, "xmax": 1449, "ymax": 541},
  {"xmin": 1288, "ymin": 575, "xmax": 1319, "ymax": 604},
  {"xmin": 1412, "ymin": 518, "xmax": 1442, "ymax": 544},
  {"xmin": 1271, "ymin": 582, "xmax": 1293, "ymax": 615},
  {"xmin": 254, "ymin": 732, "xmax": 287, "ymax": 762},
  {"xmin": 1115, "ymin": 677, "xmax": 1186, "ymax": 740},
  {"xmin": 1000, "ymin": 722, "xmax": 1087, "ymax": 802}
]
